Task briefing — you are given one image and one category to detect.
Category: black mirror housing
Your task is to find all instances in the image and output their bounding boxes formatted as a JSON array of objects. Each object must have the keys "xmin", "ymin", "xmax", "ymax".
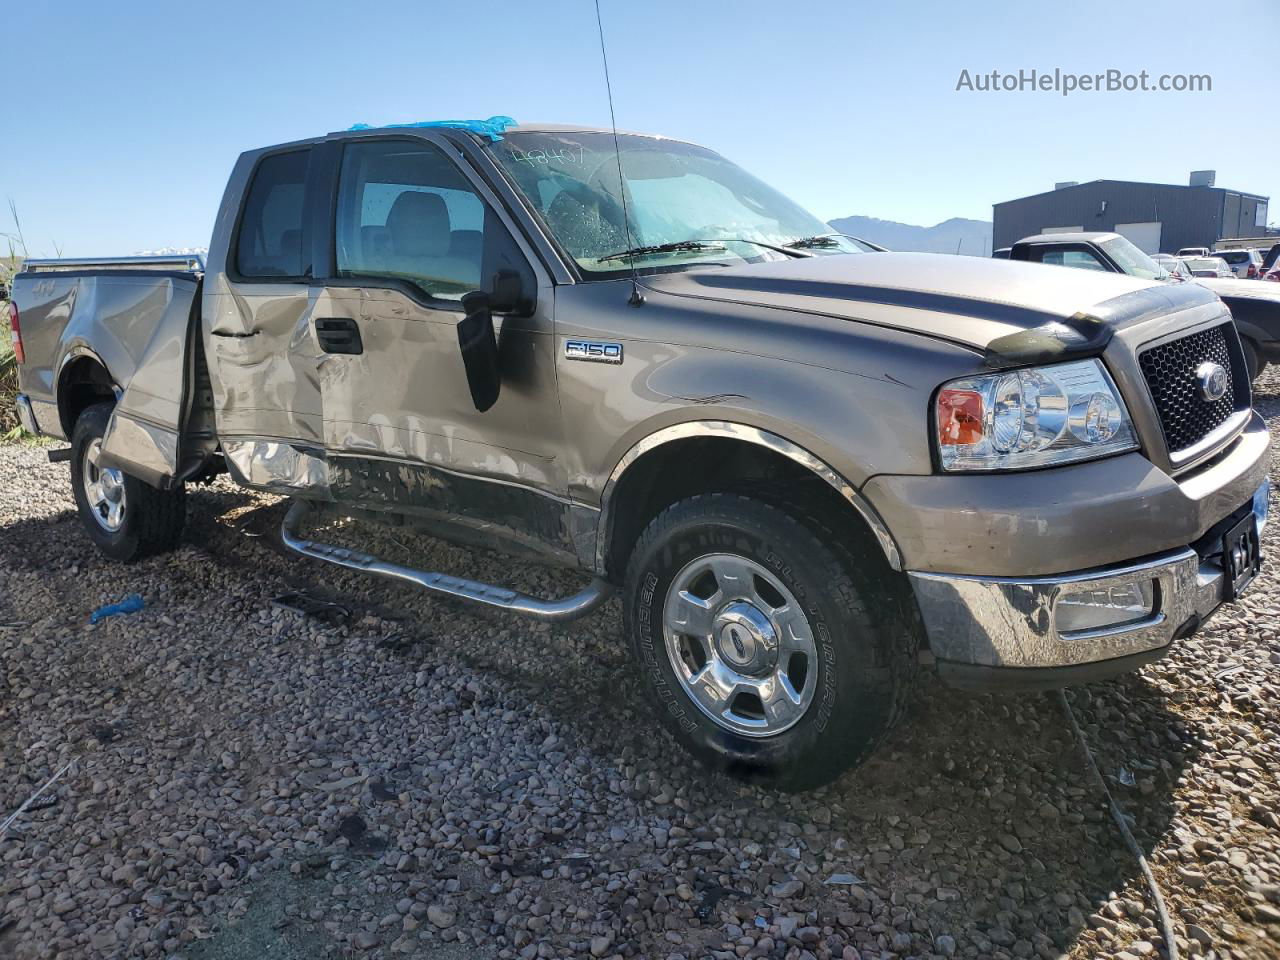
[
  {"xmin": 489, "ymin": 267, "xmax": 533, "ymax": 316},
  {"xmin": 458, "ymin": 291, "xmax": 501, "ymax": 412}
]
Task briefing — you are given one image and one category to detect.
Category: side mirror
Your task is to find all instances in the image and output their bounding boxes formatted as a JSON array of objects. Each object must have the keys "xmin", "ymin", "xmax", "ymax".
[
  {"xmin": 457, "ymin": 291, "xmax": 501, "ymax": 413},
  {"xmin": 489, "ymin": 267, "xmax": 533, "ymax": 316}
]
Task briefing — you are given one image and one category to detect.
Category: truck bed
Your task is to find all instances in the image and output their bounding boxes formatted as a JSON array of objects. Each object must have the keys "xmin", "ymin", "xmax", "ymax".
[{"xmin": 12, "ymin": 255, "xmax": 207, "ymax": 486}]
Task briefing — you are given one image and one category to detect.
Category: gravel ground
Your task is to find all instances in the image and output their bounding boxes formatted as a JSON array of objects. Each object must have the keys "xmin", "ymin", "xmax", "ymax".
[{"xmin": 2, "ymin": 371, "xmax": 1279, "ymax": 960}]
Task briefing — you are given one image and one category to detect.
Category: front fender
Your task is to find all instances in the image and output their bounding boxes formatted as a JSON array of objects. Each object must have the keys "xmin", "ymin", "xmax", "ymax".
[{"xmin": 555, "ymin": 281, "xmax": 985, "ymax": 504}]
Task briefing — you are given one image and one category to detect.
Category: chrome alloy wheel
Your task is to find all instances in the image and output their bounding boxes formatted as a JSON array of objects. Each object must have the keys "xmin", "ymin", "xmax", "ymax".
[
  {"xmin": 83, "ymin": 438, "xmax": 127, "ymax": 532},
  {"xmin": 662, "ymin": 553, "xmax": 818, "ymax": 737}
]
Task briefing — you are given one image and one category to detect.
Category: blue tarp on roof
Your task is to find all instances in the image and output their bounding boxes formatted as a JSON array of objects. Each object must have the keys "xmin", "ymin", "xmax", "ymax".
[{"xmin": 347, "ymin": 115, "xmax": 516, "ymax": 142}]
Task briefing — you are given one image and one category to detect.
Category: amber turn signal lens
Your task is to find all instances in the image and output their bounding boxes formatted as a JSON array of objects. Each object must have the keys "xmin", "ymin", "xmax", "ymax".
[{"xmin": 937, "ymin": 388, "xmax": 984, "ymax": 446}]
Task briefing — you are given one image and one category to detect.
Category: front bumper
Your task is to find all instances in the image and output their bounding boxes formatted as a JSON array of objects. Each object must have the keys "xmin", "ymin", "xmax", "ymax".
[
  {"xmin": 864, "ymin": 411, "xmax": 1270, "ymax": 577},
  {"xmin": 14, "ymin": 394, "xmax": 40, "ymax": 435},
  {"xmin": 911, "ymin": 478, "xmax": 1270, "ymax": 692}
]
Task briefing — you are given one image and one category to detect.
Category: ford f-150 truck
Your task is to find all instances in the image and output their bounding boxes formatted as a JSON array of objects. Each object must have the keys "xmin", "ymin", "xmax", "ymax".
[{"xmin": 9, "ymin": 120, "xmax": 1272, "ymax": 789}]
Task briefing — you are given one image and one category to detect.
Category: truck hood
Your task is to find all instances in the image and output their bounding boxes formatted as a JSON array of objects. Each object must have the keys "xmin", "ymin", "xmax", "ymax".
[{"xmin": 645, "ymin": 252, "xmax": 1222, "ymax": 361}]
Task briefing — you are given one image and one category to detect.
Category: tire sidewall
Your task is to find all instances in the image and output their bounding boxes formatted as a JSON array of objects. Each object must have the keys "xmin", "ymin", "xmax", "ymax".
[
  {"xmin": 71, "ymin": 403, "xmax": 143, "ymax": 561},
  {"xmin": 1242, "ymin": 337, "xmax": 1262, "ymax": 381},
  {"xmin": 626, "ymin": 499, "xmax": 895, "ymax": 785}
]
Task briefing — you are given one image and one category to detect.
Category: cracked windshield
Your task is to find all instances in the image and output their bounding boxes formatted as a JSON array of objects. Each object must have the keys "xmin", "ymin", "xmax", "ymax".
[{"xmin": 494, "ymin": 131, "xmax": 870, "ymax": 275}]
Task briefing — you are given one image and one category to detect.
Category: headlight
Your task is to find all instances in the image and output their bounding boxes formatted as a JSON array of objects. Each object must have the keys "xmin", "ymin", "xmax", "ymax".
[{"xmin": 935, "ymin": 358, "xmax": 1138, "ymax": 471}]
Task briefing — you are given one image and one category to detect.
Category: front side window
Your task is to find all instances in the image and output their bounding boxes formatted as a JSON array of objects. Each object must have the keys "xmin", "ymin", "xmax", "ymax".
[
  {"xmin": 336, "ymin": 139, "xmax": 490, "ymax": 301},
  {"xmin": 236, "ymin": 150, "xmax": 311, "ymax": 279},
  {"xmin": 492, "ymin": 131, "xmax": 867, "ymax": 278}
]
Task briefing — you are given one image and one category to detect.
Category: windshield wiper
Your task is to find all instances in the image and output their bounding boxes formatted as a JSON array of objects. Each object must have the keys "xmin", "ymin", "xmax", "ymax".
[
  {"xmin": 787, "ymin": 234, "xmax": 841, "ymax": 249},
  {"xmin": 597, "ymin": 240, "xmax": 723, "ymax": 264},
  {"xmin": 597, "ymin": 238, "xmax": 809, "ymax": 264}
]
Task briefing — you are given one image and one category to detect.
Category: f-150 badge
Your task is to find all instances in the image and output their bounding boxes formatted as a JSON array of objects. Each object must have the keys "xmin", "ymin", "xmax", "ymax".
[{"xmin": 565, "ymin": 339, "xmax": 623, "ymax": 364}]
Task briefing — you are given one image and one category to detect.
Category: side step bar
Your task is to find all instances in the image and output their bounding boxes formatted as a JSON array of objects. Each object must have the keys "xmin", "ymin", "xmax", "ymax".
[{"xmin": 280, "ymin": 500, "xmax": 615, "ymax": 623}]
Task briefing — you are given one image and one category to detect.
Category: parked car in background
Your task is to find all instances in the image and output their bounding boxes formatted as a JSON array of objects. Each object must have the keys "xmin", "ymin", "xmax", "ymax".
[
  {"xmin": 8, "ymin": 122, "xmax": 1270, "ymax": 788},
  {"xmin": 1211, "ymin": 249, "xmax": 1264, "ymax": 279},
  {"xmin": 1181, "ymin": 256, "xmax": 1235, "ymax": 278},
  {"xmin": 1261, "ymin": 242, "xmax": 1280, "ymax": 276},
  {"xmin": 1177, "ymin": 246, "xmax": 1211, "ymax": 257},
  {"xmin": 1152, "ymin": 254, "xmax": 1194, "ymax": 280},
  {"xmin": 991, "ymin": 247, "xmax": 1011, "ymax": 259},
  {"xmin": 0, "ymin": 281, "xmax": 8, "ymax": 302},
  {"xmin": 1010, "ymin": 232, "xmax": 1280, "ymax": 377}
]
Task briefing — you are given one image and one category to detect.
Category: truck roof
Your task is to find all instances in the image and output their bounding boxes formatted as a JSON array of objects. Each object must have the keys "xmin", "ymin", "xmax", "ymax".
[
  {"xmin": 240, "ymin": 121, "xmax": 696, "ymax": 160},
  {"xmin": 323, "ymin": 121, "xmax": 689, "ymax": 143},
  {"xmin": 1015, "ymin": 232, "xmax": 1120, "ymax": 246}
]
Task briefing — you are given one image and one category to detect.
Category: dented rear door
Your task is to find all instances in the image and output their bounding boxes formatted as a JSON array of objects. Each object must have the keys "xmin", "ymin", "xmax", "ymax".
[{"xmin": 204, "ymin": 145, "xmax": 331, "ymax": 494}]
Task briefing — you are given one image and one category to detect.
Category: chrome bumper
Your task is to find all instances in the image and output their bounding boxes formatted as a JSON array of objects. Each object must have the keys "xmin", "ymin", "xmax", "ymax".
[
  {"xmin": 14, "ymin": 394, "xmax": 40, "ymax": 435},
  {"xmin": 911, "ymin": 480, "xmax": 1269, "ymax": 680}
]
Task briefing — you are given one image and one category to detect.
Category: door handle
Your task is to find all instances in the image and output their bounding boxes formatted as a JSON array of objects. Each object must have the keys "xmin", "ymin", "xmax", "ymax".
[{"xmin": 314, "ymin": 317, "xmax": 363, "ymax": 355}]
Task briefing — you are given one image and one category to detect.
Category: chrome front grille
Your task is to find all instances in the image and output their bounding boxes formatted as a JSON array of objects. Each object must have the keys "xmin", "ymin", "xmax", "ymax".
[{"xmin": 1138, "ymin": 323, "xmax": 1248, "ymax": 459}]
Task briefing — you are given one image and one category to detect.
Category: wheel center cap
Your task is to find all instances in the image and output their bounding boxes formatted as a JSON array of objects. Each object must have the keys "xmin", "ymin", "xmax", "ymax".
[
  {"xmin": 714, "ymin": 602, "xmax": 777, "ymax": 674},
  {"xmin": 101, "ymin": 470, "xmax": 124, "ymax": 502}
]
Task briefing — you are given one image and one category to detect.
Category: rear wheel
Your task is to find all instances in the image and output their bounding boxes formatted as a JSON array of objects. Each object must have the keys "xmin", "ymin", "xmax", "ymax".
[
  {"xmin": 71, "ymin": 402, "xmax": 186, "ymax": 561},
  {"xmin": 623, "ymin": 493, "xmax": 918, "ymax": 791}
]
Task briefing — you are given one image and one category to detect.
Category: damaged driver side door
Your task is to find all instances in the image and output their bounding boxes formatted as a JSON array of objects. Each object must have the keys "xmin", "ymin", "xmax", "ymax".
[{"xmin": 309, "ymin": 133, "xmax": 573, "ymax": 562}]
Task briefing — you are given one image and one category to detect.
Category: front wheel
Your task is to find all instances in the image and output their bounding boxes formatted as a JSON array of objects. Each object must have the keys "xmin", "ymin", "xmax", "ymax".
[
  {"xmin": 71, "ymin": 402, "xmax": 187, "ymax": 562},
  {"xmin": 623, "ymin": 494, "xmax": 918, "ymax": 791},
  {"xmin": 1241, "ymin": 337, "xmax": 1265, "ymax": 382}
]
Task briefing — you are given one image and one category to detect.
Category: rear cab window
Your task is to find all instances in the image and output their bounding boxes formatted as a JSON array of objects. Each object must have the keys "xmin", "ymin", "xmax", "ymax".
[{"xmin": 235, "ymin": 150, "xmax": 312, "ymax": 279}]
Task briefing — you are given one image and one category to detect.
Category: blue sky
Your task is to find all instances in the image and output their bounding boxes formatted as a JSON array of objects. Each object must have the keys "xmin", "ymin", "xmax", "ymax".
[{"xmin": 3, "ymin": 0, "xmax": 1277, "ymax": 256}]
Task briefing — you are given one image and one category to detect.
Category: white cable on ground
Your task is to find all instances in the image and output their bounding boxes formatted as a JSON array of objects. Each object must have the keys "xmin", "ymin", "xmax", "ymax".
[
  {"xmin": 1056, "ymin": 690, "xmax": 1180, "ymax": 960},
  {"xmin": 0, "ymin": 757, "xmax": 77, "ymax": 842}
]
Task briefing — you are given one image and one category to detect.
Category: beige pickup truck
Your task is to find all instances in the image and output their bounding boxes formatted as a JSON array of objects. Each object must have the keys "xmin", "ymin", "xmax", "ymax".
[{"xmin": 10, "ymin": 120, "xmax": 1270, "ymax": 788}]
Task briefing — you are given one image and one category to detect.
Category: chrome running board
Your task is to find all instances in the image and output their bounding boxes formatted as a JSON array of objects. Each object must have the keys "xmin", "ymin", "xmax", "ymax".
[{"xmin": 280, "ymin": 500, "xmax": 614, "ymax": 623}]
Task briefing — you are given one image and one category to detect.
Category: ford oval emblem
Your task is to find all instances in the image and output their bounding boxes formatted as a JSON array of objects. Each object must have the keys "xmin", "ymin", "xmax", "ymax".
[{"xmin": 1195, "ymin": 361, "xmax": 1229, "ymax": 403}]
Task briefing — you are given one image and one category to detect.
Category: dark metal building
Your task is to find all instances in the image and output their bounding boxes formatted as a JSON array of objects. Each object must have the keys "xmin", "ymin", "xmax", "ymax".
[{"xmin": 993, "ymin": 175, "xmax": 1270, "ymax": 254}]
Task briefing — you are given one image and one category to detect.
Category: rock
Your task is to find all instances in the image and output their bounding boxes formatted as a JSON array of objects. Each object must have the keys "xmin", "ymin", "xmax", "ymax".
[
  {"xmin": 998, "ymin": 834, "xmax": 1023, "ymax": 854},
  {"xmin": 936, "ymin": 934, "xmax": 957, "ymax": 956},
  {"xmin": 1177, "ymin": 867, "xmax": 1208, "ymax": 889},
  {"xmin": 796, "ymin": 925, "xmax": 821, "ymax": 943},
  {"xmin": 590, "ymin": 934, "xmax": 613, "ymax": 957},
  {"xmin": 1186, "ymin": 924, "xmax": 1213, "ymax": 948},
  {"xmin": 426, "ymin": 904, "xmax": 456, "ymax": 928},
  {"xmin": 770, "ymin": 880, "xmax": 804, "ymax": 899},
  {"xmin": 1254, "ymin": 904, "xmax": 1280, "ymax": 924}
]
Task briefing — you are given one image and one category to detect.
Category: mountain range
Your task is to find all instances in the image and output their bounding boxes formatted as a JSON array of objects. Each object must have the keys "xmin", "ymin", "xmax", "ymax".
[{"xmin": 827, "ymin": 215, "xmax": 993, "ymax": 257}]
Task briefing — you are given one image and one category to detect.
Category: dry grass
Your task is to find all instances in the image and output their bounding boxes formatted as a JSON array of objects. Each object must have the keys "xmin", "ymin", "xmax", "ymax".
[
  {"xmin": 1, "ymin": 243, "xmax": 25, "ymax": 437},
  {"xmin": 0, "ymin": 318, "xmax": 18, "ymax": 436}
]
